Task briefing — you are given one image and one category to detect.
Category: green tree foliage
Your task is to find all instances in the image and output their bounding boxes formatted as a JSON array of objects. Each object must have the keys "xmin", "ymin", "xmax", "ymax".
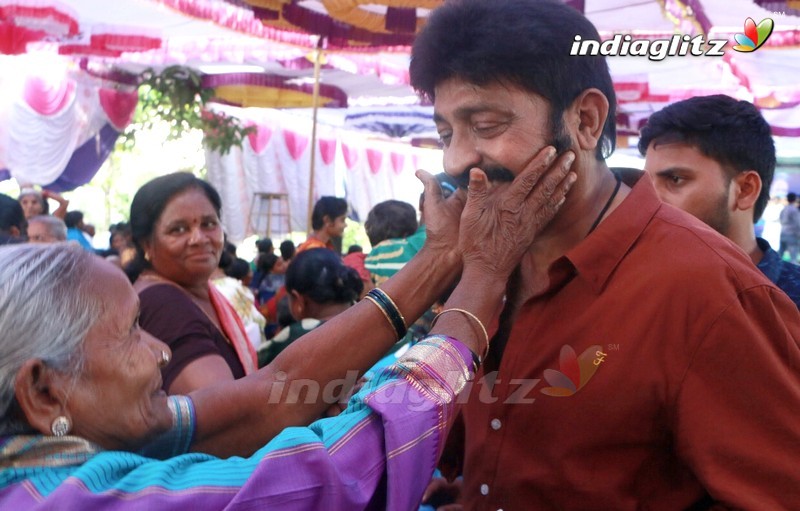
[{"xmin": 120, "ymin": 65, "xmax": 254, "ymax": 155}]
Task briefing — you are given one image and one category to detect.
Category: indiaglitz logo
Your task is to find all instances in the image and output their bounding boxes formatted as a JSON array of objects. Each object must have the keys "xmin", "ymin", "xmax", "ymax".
[
  {"xmin": 570, "ymin": 33, "xmax": 727, "ymax": 60},
  {"xmin": 733, "ymin": 17, "xmax": 774, "ymax": 52},
  {"xmin": 540, "ymin": 344, "xmax": 607, "ymax": 397}
]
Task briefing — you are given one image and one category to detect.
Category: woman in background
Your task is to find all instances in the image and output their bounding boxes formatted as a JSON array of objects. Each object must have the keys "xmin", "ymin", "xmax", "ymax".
[
  {"xmin": 127, "ymin": 172, "xmax": 257, "ymax": 395},
  {"xmin": 18, "ymin": 188, "xmax": 68, "ymax": 220},
  {"xmin": 258, "ymin": 248, "xmax": 362, "ymax": 366}
]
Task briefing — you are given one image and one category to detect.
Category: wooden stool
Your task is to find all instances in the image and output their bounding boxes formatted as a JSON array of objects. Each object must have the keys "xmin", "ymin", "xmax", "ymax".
[{"xmin": 249, "ymin": 192, "xmax": 291, "ymax": 239}]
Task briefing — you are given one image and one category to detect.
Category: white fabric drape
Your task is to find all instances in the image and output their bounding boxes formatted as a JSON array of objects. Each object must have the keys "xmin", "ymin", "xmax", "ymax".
[{"xmin": 205, "ymin": 107, "xmax": 443, "ymax": 245}]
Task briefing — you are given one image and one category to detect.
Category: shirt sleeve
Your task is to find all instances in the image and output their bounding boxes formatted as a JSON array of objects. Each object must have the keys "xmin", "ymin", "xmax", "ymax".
[{"xmin": 673, "ymin": 284, "xmax": 800, "ymax": 509}]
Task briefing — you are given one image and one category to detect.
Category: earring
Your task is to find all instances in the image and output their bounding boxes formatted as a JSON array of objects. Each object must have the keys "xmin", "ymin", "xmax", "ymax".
[
  {"xmin": 51, "ymin": 416, "xmax": 71, "ymax": 437},
  {"xmin": 158, "ymin": 350, "xmax": 170, "ymax": 368},
  {"xmin": 144, "ymin": 252, "xmax": 151, "ymax": 262}
]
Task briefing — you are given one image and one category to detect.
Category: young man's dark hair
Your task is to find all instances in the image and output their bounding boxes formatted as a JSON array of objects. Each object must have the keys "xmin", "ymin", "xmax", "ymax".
[
  {"xmin": 0, "ymin": 193, "xmax": 26, "ymax": 242},
  {"xmin": 64, "ymin": 210, "xmax": 84, "ymax": 229},
  {"xmin": 364, "ymin": 200, "xmax": 418, "ymax": 247},
  {"xmin": 256, "ymin": 238, "xmax": 274, "ymax": 254},
  {"xmin": 279, "ymin": 240, "xmax": 296, "ymax": 261},
  {"xmin": 410, "ymin": 0, "xmax": 617, "ymax": 161},
  {"xmin": 639, "ymin": 94, "xmax": 776, "ymax": 222},
  {"xmin": 310, "ymin": 197, "xmax": 348, "ymax": 231}
]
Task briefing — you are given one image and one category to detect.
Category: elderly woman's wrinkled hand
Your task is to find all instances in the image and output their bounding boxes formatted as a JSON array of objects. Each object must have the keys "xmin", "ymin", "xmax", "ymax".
[
  {"xmin": 459, "ymin": 146, "xmax": 576, "ymax": 279},
  {"xmin": 415, "ymin": 169, "xmax": 466, "ymax": 258}
]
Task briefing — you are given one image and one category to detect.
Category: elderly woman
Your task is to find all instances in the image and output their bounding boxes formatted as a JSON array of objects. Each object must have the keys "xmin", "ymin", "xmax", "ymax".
[
  {"xmin": 17, "ymin": 188, "xmax": 69, "ymax": 220},
  {"xmin": 126, "ymin": 173, "xmax": 257, "ymax": 394},
  {"xmin": 0, "ymin": 154, "xmax": 576, "ymax": 510}
]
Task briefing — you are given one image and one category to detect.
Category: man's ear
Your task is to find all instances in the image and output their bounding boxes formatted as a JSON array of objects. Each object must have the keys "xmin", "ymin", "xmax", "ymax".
[
  {"xmin": 567, "ymin": 88, "xmax": 609, "ymax": 153},
  {"xmin": 14, "ymin": 359, "xmax": 70, "ymax": 435},
  {"xmin": 732, "ymin": 170, "xmax": 762, "ymax": 212}
]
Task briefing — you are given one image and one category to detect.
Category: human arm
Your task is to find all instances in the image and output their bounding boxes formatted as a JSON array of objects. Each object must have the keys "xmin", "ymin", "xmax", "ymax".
[
  {"xmin": 188, "ymin": 146, "xmax": 576, "ymax": 457},
  {"xmin": 41, "ymin": 190, "xmax": 68, "ymax": 219},
  {"xmin": 674, "ymin": 285, "xmax": 800, "ymax": 509}
]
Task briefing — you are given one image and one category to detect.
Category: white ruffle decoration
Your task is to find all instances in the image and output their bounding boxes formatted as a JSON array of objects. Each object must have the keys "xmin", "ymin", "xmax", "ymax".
[
  {"xmin": 6, "ymin": 78, "xmax": 80, "ymax": 184},
  {"xmin": 0, "ymin": 55, "xmax": 122, "ymax": 185}
]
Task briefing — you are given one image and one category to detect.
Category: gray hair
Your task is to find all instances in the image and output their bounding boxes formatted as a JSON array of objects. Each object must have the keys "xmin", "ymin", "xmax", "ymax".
[
  {"xmin": 28, "ymin": 215, "xmax": 67, "ymax": 241},
  {"xmin": 0, "ymin": 244, "xmax": 102, "ymax": 435}
]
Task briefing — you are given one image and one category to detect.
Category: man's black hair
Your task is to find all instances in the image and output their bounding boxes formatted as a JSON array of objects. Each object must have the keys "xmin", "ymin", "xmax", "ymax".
[
  {"xmin": 639, "ymin": 95, "xmax": 776, "ymax": 222},
  {"xmin": 410, "ymin": 0, "xmax": 617, "ymax": 161}
]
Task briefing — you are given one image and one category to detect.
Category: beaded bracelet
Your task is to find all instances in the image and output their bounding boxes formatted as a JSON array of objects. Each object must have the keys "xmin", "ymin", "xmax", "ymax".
[
  {"xmin": 431, "ymin": 308, "xmax": 490, "ymax": 362},
  {"xmin": 364, "ymin": 288, "xmax": 407, "ymax": 339}
]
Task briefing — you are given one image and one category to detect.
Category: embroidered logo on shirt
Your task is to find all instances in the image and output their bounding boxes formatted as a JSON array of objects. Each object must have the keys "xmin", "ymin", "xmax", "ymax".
[{"xmin": 540, "ymin": 344, "xmax": 606, "ymax": 397}]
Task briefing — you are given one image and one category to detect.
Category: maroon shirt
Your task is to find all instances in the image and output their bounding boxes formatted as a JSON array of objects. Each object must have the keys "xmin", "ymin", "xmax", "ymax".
[
  {"xmin": 453, "ymin": 173, "xmax": 800, "ymax": 510},
  {"xmin": 138, "ymin": 284, "xmax": 245, "ymax": 391}
]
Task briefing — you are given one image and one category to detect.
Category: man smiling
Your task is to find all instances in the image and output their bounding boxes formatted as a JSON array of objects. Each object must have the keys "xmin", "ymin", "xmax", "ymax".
[
  {"xmin": 411, "ymin": 0, "xmax": 800, "ymax": 509},
  {"xmin": 640, "ymin": 94, "xmax": 800, "ymax": 308}
]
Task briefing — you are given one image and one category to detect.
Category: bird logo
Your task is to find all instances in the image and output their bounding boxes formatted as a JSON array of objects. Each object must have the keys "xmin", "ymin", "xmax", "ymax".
[
  {"xmin": 540, "ymin": 344, "xmax": 606, "ymax": 397},
  {"xmin": 733, "ymin": 17, "xmax": 774, "ymax": 52}
]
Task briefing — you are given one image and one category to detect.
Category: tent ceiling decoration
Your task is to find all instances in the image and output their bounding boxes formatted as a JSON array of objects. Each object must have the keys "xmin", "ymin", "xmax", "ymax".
[
  {"xmin": 202, "ymin": 71, "xmax": 348, "ymax": 107},
  {"xmin": 0, "ymin": 0, "xmax": 79, "ymax": 54},
  {"xmin": 243, "ymin": 0, "xmax": 439, "ymax": 48}
]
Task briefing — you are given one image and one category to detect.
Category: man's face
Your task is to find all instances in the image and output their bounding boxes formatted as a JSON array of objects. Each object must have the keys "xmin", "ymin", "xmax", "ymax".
[
  {"xmin": 325, "ymin": 214, "xmax": 347, "ymax": 239},
  {"xmin": 644, "ymin": 142, "xmax": 734, "ymax": 236},
  {"xmin": 27, "ymin": 220, "xmax": 59, "ymax": 243},
  {"xmin": 433, "ymin": 78, "xmax": 571, "ymax": 188}
]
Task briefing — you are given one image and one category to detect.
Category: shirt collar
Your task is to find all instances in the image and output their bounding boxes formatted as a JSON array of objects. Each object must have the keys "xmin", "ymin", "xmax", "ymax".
[
  {"xmin": 565, "ymin": 170, "xmax": 661, "ymax": 294},
  {"xmin": 756, "ymin": 237, "xmax": 782, "ymax": 283}
]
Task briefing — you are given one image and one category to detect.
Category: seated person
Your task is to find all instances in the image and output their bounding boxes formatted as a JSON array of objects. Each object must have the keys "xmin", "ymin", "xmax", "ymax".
[
  {"xmin": 127, "ymin": 173, "xmax": 257, "ymax": 394},
  {"xmin": 258, "ymin": 248, "xmax": 362, "ymax": 366},
  {"xmin": 26, "ymin": 215, "xmax": 67, "ymax": 243},
  {"xmin": 18, "ymin": 188, "xmax": 68, "ymax": 220},
  {"xmin": 0, "ymin": 194, "xmax": 26, "ymax": 245},
  {"xmin": 64, "ymin": 211, "xmax": 94, "ymax": 251},
  {"xmin": 364, "ymin": 200, "xmax": 420, "ymax": 286},
  {"xmin": 296, "ymin": 196, "xmax": 347, "ymax": 253}
]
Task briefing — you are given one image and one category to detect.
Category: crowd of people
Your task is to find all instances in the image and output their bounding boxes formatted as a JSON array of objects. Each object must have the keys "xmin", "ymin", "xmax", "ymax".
[{"xmin": 2, "ymin": 0, "xmax": 800, "ymax": 509}]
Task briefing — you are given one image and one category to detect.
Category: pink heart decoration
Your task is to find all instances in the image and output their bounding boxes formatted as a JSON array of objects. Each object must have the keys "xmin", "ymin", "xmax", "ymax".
[
  {"xmin": 283, "ymin": 130, "xmax": 309, "ymax": 161},
  {"xmin": 342, "ymin": 144, "xmax": 359, "ymax": 170},
  {"xmin": 390, "ymin": 152, "xmax": 405, "ymax": 175},
  {"xmin": 98, "ymin": 88, "xmax": 138, "ymax": 130},
  {"xmin": 319, "ymin": 139, "xmax": 336, "ymax": 165},
  {"xmin": 24, "ymin": 75, "xmax": 76, "ymax": 116},
  {"xmin": 247, "ymin": 123, "xmax": 273, "ymax": 154},
  {"xmin": 366, "ymin": 149, "xmax": 383, "ymax": 175}
]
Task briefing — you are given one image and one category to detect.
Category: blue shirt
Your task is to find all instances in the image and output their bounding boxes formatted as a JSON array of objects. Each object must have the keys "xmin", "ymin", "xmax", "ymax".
[
  {"xmin": 757, "ymin": 237, "xmax": 800, "ymax": 309},
  {"xmin": 66, "ymin": 228, "xmax": 94, "ymax": 251}
]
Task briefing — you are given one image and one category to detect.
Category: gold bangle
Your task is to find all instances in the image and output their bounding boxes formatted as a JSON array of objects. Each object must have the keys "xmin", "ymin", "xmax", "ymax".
[
  {"xmin": 364, "ymin": 294, "xmax": 398, "ymax": 338},
  {"xmin": 431, "ymin": 308, "xmax": 489, "ymax": 359}
]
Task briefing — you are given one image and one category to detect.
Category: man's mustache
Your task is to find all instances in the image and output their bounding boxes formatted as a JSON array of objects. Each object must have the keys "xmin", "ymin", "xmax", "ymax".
[{"xmin": 455, "ymin": 166, "xmax": 515, "ymax": 189}]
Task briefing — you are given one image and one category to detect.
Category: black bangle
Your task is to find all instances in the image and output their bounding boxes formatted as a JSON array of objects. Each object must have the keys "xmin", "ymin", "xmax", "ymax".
[{"xmin": 367, "ymin": 288, "xmax": 407, "ymax": 339}]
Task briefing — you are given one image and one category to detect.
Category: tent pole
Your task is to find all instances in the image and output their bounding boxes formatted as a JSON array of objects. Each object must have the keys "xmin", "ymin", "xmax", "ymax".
[{"xmin": 306, "ymin": 36, "xmax": 325, "ymax": 234}]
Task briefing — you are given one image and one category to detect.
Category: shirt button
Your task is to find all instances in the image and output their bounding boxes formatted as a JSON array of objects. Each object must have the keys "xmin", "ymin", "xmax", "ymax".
[
  {"xmin": 490, "ymin": 418, "xmax": 502, "ymax": 430},
  {"xmin": 480, "ymin": 484, "xmax": 489, "ymax": 495}
]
